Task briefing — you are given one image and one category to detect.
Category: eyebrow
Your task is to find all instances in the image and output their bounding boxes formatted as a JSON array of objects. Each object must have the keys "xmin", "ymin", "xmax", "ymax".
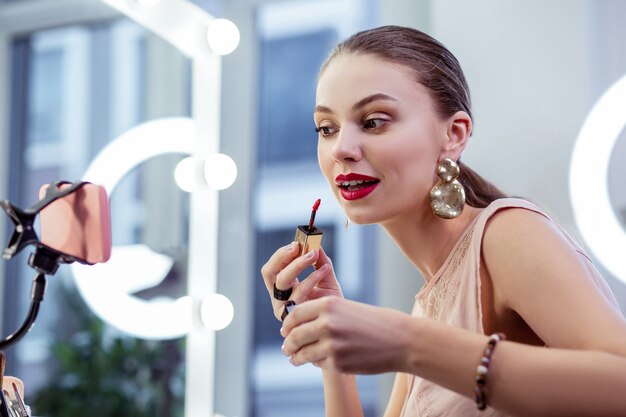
[{"xmin": 314, "ymin": 93, "xmax": 398, "ymax": 114}]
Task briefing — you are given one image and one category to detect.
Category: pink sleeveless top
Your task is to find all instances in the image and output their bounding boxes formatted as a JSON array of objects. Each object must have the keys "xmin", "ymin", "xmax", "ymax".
[{"xmin": 400, "ymin": 198, "xmax": 619, "ymax": 417}]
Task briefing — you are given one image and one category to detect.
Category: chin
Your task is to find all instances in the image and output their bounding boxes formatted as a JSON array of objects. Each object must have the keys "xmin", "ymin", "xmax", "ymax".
[{"xmin": 343, "ymin": 208, "xmax": 382, "ymax": 225}]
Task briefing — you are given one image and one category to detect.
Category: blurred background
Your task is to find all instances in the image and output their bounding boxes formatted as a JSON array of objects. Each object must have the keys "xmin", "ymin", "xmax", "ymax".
[{"xmin": 0, "ymin": 0, "xmax": 625, "ymax": 416}]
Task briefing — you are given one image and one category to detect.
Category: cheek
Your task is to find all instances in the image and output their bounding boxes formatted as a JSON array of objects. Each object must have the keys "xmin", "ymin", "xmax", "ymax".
[
  {"xmin": 317, "ymin": 142, "xmax": 334, "ymax": 182},
  {"xmin": 378, "ymin": 142, "xmax": 436, "ymax": 188}
]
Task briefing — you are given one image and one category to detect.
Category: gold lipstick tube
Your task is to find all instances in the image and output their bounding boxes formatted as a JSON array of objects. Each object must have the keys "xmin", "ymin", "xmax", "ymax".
[{"xmin": 294, "ymin": 225, "xmax": 323, "ymax": 257}]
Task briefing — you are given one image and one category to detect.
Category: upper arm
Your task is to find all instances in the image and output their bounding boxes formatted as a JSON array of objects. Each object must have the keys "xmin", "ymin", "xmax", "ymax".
[
  {"xmin": 482, "ymin": 208, "xmax": 626, "ymax": 355},
  {"xmin": 383, "ymin": 373, "xmax": 408, "ymax": 417}
]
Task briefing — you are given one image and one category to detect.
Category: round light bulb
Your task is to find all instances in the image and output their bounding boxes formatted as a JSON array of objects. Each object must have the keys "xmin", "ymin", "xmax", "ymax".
[
  {"xmin": 203, "ymin": 153, "xmax": 237, "ymax": 190},
  {"xmin": 136, "ymin": 0, "xmax": 160, "ymax": 6},
  {"xmin": 174, "ymin": 156, "xmax": 201, "ymax": 193},
  {"xmin": 200, "ymin": 293, "xmax": 234, "ymax": 330},
  {"xmin": 206, "ymin": 18, "xmax": 240, "ymax": 56}
]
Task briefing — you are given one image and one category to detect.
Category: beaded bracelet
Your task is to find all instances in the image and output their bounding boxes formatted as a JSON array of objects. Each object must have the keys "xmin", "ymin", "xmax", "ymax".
[{"xmin": 475, "ymin": 333, "xmax": 506, "ymax": 411}]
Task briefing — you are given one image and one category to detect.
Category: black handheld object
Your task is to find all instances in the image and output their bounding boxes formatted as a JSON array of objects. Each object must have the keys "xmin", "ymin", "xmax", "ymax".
[{"xmin": 281, "ymin": 300, "xmax": 297, "ymax": 322}]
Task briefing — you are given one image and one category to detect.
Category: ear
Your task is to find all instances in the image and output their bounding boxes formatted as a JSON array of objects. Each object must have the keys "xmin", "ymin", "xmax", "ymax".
[{"xmin": 441, "ymin": 111, "xmax": 472, "ymax": 160}]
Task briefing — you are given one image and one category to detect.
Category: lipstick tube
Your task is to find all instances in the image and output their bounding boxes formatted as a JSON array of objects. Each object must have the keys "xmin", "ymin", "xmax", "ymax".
[
  {"xmin": 294, "ymin": 224, "xmax": 323, "ymax": 257},
  {"xmin": 294, "ymin": 199, "xmax": 323, "ymax": 257}
]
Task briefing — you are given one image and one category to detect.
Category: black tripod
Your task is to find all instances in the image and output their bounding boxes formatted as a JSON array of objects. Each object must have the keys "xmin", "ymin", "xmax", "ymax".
[
  {"xmin": 0, "ymin": 182, "xmax": 86, "ymax": 350},
  {"xmin": 0, "ymin": 246, "xmax": 62, "ymax": 351},
  {"xmin": 0, "ymin": 246, "xmax": 61, "ymax": 417},
  {"xmin": 0, "ymin": 181, "xmax": 95, "ymax": 417}
]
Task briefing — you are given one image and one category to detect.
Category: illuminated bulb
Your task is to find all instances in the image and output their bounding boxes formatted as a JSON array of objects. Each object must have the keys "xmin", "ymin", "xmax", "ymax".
[
  {"xmin": 135, "ymin": 0, "xmax": 160, "ymax": 6},
  {"xmin": 200, "ymin": 293, "xmax": 234, "ymax": 330},
  {"xmin": 206, "ymin": 18, "xmax": 240, "ymax": 55},
  {"xmin": 174, "ymin": 156, "xmax": 201, "ymax": 193},
  {"xmin": 203, "ymin": 153, "xmax": 237, "ymax": 190}
]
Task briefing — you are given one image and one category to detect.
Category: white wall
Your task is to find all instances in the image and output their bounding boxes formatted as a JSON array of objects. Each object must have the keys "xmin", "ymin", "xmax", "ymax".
[{"xmin": 431, "ymin": 0, "xmax": 590, "ymax": 223}]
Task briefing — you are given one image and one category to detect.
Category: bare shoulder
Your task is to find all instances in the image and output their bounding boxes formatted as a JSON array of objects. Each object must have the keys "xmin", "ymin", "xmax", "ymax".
[
  {"xmin": 480, "ymin": 206, "xmax": 582, "ymax": 305},
  {"xmin": 480, "ymin": 205, "xmax": 578, "ymax": 273},
  {"xmin": 480, "ymin": 206, "xmax": 626, "ymax": 351},
  {"xmin": 482, "ymin": 206, "xmax": 557, "ymax": 244}
]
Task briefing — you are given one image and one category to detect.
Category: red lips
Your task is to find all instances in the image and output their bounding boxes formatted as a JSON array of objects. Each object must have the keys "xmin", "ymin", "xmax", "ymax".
[{"xmin": 335, "ymin": 173, "xmax": 380, "ymax": 201}]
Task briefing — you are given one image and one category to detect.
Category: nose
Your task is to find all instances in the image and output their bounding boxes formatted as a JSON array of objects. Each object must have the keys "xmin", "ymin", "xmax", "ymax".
[{"xmin": 331, "ymin": 126, "xmax": 362, "ymax": 163}]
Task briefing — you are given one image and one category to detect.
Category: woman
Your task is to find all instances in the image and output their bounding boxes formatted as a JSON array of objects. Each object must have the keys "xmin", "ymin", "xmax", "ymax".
[{"xmin": 260, "ymin": 26, "xmax": 626, "ymax": 416}]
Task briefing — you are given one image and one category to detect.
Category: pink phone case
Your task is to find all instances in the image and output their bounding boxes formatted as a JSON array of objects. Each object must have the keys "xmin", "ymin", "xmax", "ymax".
[{"xmin": 39, "ymin": 183, "xmax": 112, "ymax": 264}]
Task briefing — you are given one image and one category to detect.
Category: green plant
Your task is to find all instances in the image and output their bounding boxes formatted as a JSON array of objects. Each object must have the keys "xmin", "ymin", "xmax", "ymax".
[{"xmin": 31, "ymin": 286, "xmax": 185, "ymax": 417}]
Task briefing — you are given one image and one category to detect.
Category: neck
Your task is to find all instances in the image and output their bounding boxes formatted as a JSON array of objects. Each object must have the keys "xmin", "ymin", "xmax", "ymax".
[{"xmin": 381, "ymin": 204, "xmax": 481, "ymax": 282}]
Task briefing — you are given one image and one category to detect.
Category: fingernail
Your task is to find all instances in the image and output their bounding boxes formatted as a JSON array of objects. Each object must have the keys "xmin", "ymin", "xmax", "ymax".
[
  {"xmin": 281, "ymin": 344, "xmax": 286, "ymax": 354},
  {"xmin": 280, "ymin": 327, "xmax": 285, "ymax": 337},
  {"xmin": 285, "ymin": 242, "xmax": 296, "ymax": 250},
  {"xmin": 305, "ymin": 250, "xmax": 315, "ymax": 259},
  {"xmin": 318, "ymin": 264, "xmax": 329, "ymax": 272},
  {"xmin": 289, "ymin": 355, "xmax": 296, "ymax": 365}
]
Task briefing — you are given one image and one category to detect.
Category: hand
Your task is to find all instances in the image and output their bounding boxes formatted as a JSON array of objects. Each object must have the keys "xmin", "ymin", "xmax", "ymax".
[
  {"xmin": 280, "ymin": 297, "xmax": 411, "ymax": 374},
  {"xmin": 261, "ymin": 243, "xmax": 343, "ymax": 322}
]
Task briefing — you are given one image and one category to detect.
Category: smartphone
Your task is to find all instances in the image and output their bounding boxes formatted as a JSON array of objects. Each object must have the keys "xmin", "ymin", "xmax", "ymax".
[{"xmin": 38, "ymin": 183, "xmax": 112, "ymax": 265}]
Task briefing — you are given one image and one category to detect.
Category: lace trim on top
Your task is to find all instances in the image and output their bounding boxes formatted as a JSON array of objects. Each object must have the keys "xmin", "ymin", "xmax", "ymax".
[
  {"xmin": 414, "ymin": 378, "xmax": 434, "ymax": 417},
  {"xmin": 403, "ymin": 229, "xmax": 474, "ymax": 417},
  {"xmin": 403, "ymin": 213, "xmax": 480, "ymax": 417},
  {"xmin": 418, "ymin": 229, "xmax": 474, "ymax": 321}
]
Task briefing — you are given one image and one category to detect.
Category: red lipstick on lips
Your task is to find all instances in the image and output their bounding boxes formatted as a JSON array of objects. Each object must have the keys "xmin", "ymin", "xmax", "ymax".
[{"xmin": 335, "ymin": 173, "xmax": 380, "ymax": 201}]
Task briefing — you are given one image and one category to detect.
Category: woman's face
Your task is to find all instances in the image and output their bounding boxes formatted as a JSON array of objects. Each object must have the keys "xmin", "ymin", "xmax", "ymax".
[{"xmin": 315, "ymin": 53, "xmax": 451, "ymax": 225}]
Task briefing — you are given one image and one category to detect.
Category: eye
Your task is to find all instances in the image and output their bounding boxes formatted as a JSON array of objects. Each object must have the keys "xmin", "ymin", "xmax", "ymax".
[
  {"xmin": 363, "ymin": 117, "xmax": 388, "ymax": 130},
  {"xmin": 315, "ymin": 124, "xmax": 338, "ymax": 138}
]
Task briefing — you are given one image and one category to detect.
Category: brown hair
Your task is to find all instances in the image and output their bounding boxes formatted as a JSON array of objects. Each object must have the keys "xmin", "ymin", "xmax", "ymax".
[{"xmin": 320, "ymin": 25, "xmax": 507, "ymax": 208}]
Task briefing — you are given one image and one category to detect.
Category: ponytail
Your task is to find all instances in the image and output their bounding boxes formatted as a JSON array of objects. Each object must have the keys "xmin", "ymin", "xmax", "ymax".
[{"xmin": 458, "ymin": 161, "xmax": 507, "ymax": 208}]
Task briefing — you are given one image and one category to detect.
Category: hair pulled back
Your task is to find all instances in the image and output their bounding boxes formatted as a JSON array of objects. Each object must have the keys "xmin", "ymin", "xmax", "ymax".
[{"xmin": 320, "ymin": 25, "xmax": 506, "ymax": 208}]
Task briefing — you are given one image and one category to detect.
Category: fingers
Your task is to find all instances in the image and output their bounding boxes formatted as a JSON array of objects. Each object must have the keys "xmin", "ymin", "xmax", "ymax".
[
  {"xmin": 271, "ymin": 257, "xmax": 332, "ymax": 322},
  {"xmin": 280, "ymin": 297, "xmax": 344, "ymax": 369},
  {"xmin": 292, "ymin": 264, "xmax": 329, "ymax": 303},
  {"xmin": 281, "ymin": 296, "xmax": 340, "ymax": 337},
  {"xmin": 287, "ymin": 340, "xmax": 330, "ymax": 368},
  {"xmin": 262, "ymin": 243, "xmax": 325, "ymax": 321},
  {"xmin": 275, "ymin": 249, "xmax": 319, "ymax": 290},
  {"xmin": 281, "ymin": 316, "xmax": 322, "ymax": 357},
  {"xmin": 262, "ymin": 241, "xmax": 337, "ymax": 325},
  {"xmin": 281, "ymin": 306, "xmax": 329, "ymax": 367},
  {"xmin": 260, "ymin": 242, "xmax": 299, "ymax": 291},
  {"xmin": 314, "ymin": 246, "xmax": 333, "ymax": 270}
]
